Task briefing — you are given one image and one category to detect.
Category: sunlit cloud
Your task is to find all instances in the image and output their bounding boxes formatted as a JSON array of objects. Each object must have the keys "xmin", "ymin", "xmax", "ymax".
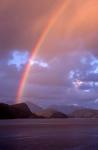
[
  {"xmin": 68, "ymin": 52, "xmax": 98, "ymax": 93},
  {"xmin": 29, "ymin": 59, "xmax": 48, "ymax": 68},
  {"xmin": 8, "ymin": 50, "xmax": 29, "ymax": 70},
  {"xmin": 73, "ymin": 79, "xmax": 84, "ymax": 89}
]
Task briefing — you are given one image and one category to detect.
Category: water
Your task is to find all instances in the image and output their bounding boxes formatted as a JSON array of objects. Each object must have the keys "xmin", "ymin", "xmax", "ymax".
[{"xmin": 0, "ymin": 119, "xmax": 98, "ymax": 150}]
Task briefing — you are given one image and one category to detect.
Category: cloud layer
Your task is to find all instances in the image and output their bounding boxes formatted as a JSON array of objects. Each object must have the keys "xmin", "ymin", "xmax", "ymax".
[{"xmin": 0, "ymin": 0, "xmax": 98, "ymax": 107}]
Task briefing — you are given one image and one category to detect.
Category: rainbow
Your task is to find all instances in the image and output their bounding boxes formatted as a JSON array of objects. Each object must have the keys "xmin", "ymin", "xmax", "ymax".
[{"xmin": 17, "ymin": 0, "xmax": 68, "ymax": 103}]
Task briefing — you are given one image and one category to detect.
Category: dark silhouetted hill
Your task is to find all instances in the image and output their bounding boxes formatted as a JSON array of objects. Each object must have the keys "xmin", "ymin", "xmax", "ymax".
[
  {"xmin": 0, "ymin": 103, "xmax": 14, "ymax": 119},
  {"xmin": 0, "ymin": 103, "xmax": 38, "ymax": 119},
  {"xmin": 11, "ymin": 103, "xmax": 37, "ymax": 118}
]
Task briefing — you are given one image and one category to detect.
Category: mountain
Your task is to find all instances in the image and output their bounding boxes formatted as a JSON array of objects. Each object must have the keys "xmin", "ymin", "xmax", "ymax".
[
  {"xmin": 11, "ymin": 103, "xmax": 37, "ymax": 118},
  {"xmin": 25, "ymin": 101, "xmax": 42, "ymax": 112},
  {"xmin": 0, "ymin": 103, "xmax": 14, "ymax": 119},
  {"xmin": 0, "ymin": 103, "xmax": 38, "ymax": 119},
  {"xmin": 36, "ymin": 108, "xmax": 68, "ymax": 118},
  {"xmin": 48, "ymin": 105, "xmax": 83, "ymax": 114},
  {"xmin": 69, "ymin": 108, "xmax": 98, "ymax": 118},
  {"xmin": 5, "ymin": 100, "xmax": 16, "ymax": 105}
]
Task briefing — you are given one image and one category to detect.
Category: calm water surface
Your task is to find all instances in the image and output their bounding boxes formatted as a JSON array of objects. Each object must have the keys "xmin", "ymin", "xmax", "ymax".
[{"xmin": 0, "ymin": 119, "xmax": 98, "ymax": 150}]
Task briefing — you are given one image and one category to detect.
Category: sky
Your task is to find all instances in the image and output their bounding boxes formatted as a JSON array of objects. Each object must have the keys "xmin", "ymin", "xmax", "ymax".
[{"xmin": 0, "ymin": 0, "xmax": 98, "ymax": 108}]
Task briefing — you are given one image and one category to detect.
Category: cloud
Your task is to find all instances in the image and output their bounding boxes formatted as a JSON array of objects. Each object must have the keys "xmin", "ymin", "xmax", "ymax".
[
  {"xmin": 8, "ymin": 50, "xmax": 29, "ymax": 70},
  {"xmin": 0, "ymin": 0, "xmax": 98, "ymax": 107},
  {"xmin": 0, "ymin": 49, "xmax": 98, "ymax": 107},
  {"xmin": 36, "ymin": 0, "xmax": 98, "ymax": 59},
  {"xmin": 0, "ymin": 0, "xmax": 98, "ymax": 59},
  {"xmin": 0, "ymin": 0, "xmax": 59, "ymax": 57},
  {"xmin": 16, "ymin": 51, "xmax": 98, "ymax": 106}
]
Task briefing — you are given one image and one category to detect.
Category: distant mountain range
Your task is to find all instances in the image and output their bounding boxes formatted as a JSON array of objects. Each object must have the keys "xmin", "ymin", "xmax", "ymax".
[
  {"xmin": 47, "ymin": 105, "xmax": 83, "ymax": 114},
  {"xmin": 69, "ymin": 108, "xmax": 98, "ymax": 118},
  {"xmin": 1, "ymin": 102, "xmax": 98, "ymax": 119},
  {"xmin": 35, "ymin": 108, "xmax": 68, "ymax": 118},
  {"xmin": 0, "ymin": 103, "xmax": 67, "ymax": 119}
]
